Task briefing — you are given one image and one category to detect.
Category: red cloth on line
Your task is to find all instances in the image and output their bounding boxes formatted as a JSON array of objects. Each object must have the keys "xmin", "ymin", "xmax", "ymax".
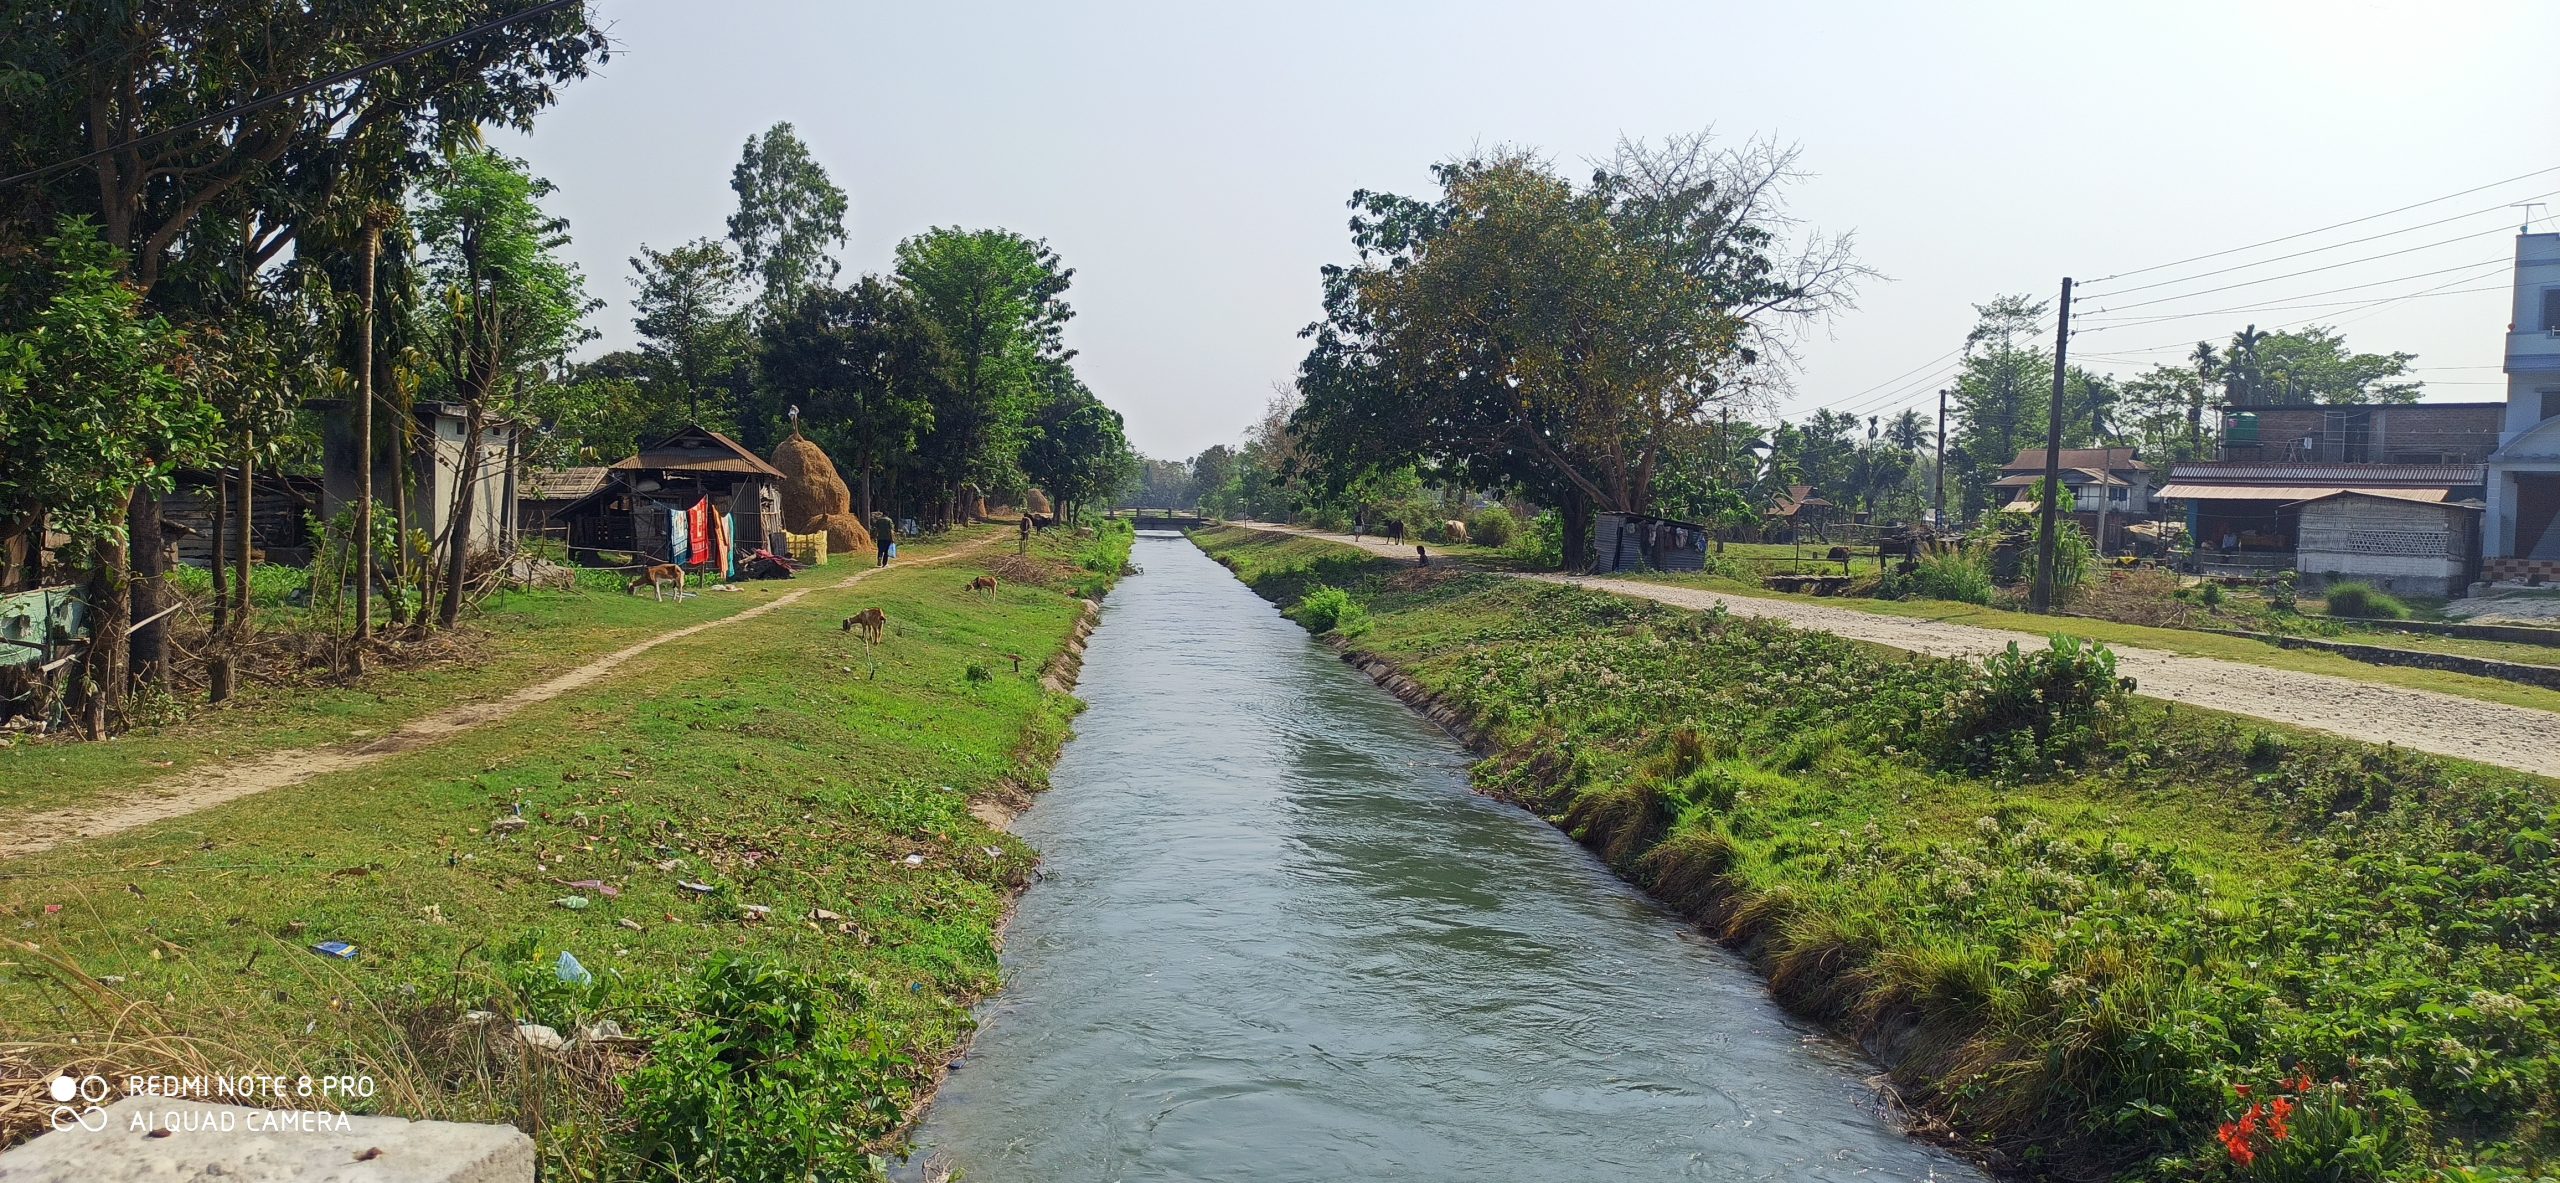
[{"xmin": 687, "ymin": 498, "xmax": 713, "ymax": 566}]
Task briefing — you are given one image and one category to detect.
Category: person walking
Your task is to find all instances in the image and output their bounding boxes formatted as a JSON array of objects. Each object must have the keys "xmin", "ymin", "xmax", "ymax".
[{"xmin": 874, "ymin": 512, "xmax": 896, "ymax": 566}]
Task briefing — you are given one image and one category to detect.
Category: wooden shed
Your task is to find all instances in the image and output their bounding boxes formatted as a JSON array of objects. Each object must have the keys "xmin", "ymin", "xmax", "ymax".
[
  {"xmin": 1593, "ymin": 512, "xmax": 1712, "ymax": 573},
  {"xmin": 160, "ymin": 470, "xmax": 323, "ymax": 568},
  {"xmin": 550, "ymin": 426, "xmax": 786, "ymax": 568}
]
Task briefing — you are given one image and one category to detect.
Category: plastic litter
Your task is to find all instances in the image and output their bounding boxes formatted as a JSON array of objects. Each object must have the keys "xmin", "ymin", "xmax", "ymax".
[
  {"xmin": 515, "ymin": 1023, "xmax": 566, "ymax": 1051},
  {"xmin": 555, "ymin": 951, "xmax": 592, "ymax": 985},
  {"xmin": 678, "ymin": 881, "xmax": 717, "ymax": 894},
  {"xmin": 902, "ymin": 854, "xmax": 925, "ymax": 867},
  {"xmin": 311, "ymin": 941, "xmax": 357, "ymax": 960},
  {"xmin": 618, "ymin": 918, "xmax": 644, "ymax": 932},
  {"xmin": 553, "ymin": 896, "xmax": 589, "ymax": 910}
]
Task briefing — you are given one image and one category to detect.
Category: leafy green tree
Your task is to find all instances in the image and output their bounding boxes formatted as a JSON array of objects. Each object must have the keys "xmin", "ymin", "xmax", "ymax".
[
  {"xmin": 630, "ymin": 238, "xmax": 752, "ymax": 431},
  {"xmin": 1291, "ymin": 134, "xmax": 1861, "ymax": 568},
  {"xmin": 757, "ymin": 277, "xmax": 942, "ymax": 519},
  {"xmin": 0, "ymin": 217, "xmax": 214, "ymax": 731},
  {"xmin": 894, "ymin": 227, "xmax": 1074, "ymax": 522},
  {"xmin": 413, "ymin": 148, "xmax": 596, "ymax": 627},
  {"xmin": 2249, "ymin": 325, "xmax": 2421, "ymax": 404},
  {"xmin": 727, "ymin": 123, "xmax": 848, "ymax": 316},
  {"xmin": 1020, "ymin": 372, "xmax": 1136, "ymax": 524}
]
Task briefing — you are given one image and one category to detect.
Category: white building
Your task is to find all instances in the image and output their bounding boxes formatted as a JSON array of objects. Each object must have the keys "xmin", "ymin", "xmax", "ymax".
[
  {"xmin": 2485, "ymin": 230, "xmax": 2560, "ymax": 582},
  {"xmin": 2292, "ymin": 490, "xmax": 2481, "ymax": 599}
]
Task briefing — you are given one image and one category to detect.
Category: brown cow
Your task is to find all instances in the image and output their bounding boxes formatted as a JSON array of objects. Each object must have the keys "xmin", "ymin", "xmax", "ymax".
[
  {"xmin": 967, "ymin": 575, "xmax": 999, "ymax": 595},
  {"xmin": 1443, "ymin": 519, "xmax": 1469, "ymax": 545},
  {"xmin": 842, "ymin": 607, "xmax": 887, "ymax": 647}
]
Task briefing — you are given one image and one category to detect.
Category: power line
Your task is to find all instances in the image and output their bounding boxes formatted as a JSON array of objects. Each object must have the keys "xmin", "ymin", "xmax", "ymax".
[
  {"xmin": 2080, "ymin": 282, "xmax": 2507, "ymax": 331},
  {"xmin": 2069, "ymin": 263, "xmax": 2513, "ymax": 361},
  {"xmin": 2074, "ymin": 259, "xmax": 2510, "ymax": 330},
  {"xmin": 0, "ymin": 0, "xmax": 583, "ymax": 190},
  {"xmin": 2075, "ymin": 190, "xmax": 2556, "ymax": 300},
  {"xmin": 2080, "ymin": 163, "xmax": 2560, "ymax": 286},
  {"xmin": 2076, "ymin": 225, "xmax": 2518, "ymax": 316}
]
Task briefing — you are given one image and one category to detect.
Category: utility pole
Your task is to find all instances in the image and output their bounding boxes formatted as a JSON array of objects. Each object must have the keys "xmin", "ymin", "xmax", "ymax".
[
  {"xmin": 352, "ymin": 218, "xmax": 381, "ymax": 672},
  {"xmin": 2030, "ymin": 277, "xmax": 2072, "ymax": 612},
  {"xmin": 1933, "ymin": 387, "xmax": 1948, "ymax": 530}
]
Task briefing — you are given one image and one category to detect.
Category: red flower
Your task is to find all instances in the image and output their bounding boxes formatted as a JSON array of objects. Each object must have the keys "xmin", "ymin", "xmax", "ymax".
[
  {"xmin": 2267, "ymin": 1096, "xmax": 2293, "ymax": 1141},
  {"xmin": 2289, "ymin": 1072, "xmax": 2314, "ymax": 1094}
]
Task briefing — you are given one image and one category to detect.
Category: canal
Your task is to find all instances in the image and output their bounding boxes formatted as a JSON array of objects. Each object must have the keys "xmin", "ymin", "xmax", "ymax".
[{"xmin": 905, "ymin": 535, "xmax": 1984, "ymax": 1181}]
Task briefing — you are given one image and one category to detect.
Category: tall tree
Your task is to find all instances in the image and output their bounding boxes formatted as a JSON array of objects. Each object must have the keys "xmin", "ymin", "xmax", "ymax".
[
  {"xmin": 1292, "ymin": 134, "xmax": 1862, "ymax": 567},
  {"xmin": 630, "ymin": 238, "xmax": 751, "ymax": 428},
  {"xmin": 0, "ymin": 218, "xmax": 214, "ymax": 732},
  {"xmin": 1019, "ymin": 370, "xmax": 1136, "ymax": 524},
  {"xmin": 757, "ymin": 276, "xmax": 942, "ymax": 519},
  {"xmin": 727, "ymin": 123, "xmax": 849, "ymax": 316},
  {"xmin": 413, "ymin": 149, "xmax": 596, "ymax": 627},
  {"xmin": 894, "ymin": 227, "xmax": 1075, "ymax": 521}
]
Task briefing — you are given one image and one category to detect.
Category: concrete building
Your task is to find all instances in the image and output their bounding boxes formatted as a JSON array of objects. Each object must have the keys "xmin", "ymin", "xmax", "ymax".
[
  {"xmin": 2158, "ymin": 461, "xmax": 2485, "ymax": 579},
  {"xmin": 2292, "ymin": 490, "xmax": 2483, "ymax": 599},
  {"xmin": 2485, "ymin": 230, "xmax": 2560, "ymax": 582},
  {"xmin": 320, "ymin": 401, "xmax": 520, "ymax": 558},
  {"xmin": 2217, "ymin": 401, "xmax": 2504, "ymax": 465}
]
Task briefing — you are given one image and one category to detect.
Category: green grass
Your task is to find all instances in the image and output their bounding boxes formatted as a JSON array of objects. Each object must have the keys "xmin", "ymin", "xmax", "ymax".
[
  {"xmin": 1624, "ymin": 570, "xmax": 2560, "ymax": 714},
  {"xmin": 1197, "ymin": 524, "xmax": 2560, "ymax": 1182},
  {"xmin": 0, "ymin": 535, "xmax": 981, "ymax": 819},
  {"xmin": 0, "ymin": 524, "xmax": 1125, "ymax": 1174}
]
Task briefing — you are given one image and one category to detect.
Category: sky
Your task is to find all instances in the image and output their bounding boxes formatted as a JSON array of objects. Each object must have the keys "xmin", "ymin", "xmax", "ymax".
[{"xmin": 503, "ymin": 0, "xmax": 2560, "ymax": 460}]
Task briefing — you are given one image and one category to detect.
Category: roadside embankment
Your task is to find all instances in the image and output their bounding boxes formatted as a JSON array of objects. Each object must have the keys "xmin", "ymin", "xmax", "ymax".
[
  {"xmin": 1194, "ymin": 524, "xmax": 2560, "ymax": 1183},
  {"xmin": 0, "ymin": 521, "xmax": 1135, "ymax": 1181}
]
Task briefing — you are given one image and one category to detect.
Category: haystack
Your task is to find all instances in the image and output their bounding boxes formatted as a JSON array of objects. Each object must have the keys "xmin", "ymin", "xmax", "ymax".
[
  {"xmin": 769, "ymin": 432, "xmax": 852, "ymax": 532},
  {"xmin": 808, "ymin": 512, "xmax": 874, "ymax": 559},
  {"xmin": 1025, "ymin": 487, "xmax": 1053, "ymax": 516}
]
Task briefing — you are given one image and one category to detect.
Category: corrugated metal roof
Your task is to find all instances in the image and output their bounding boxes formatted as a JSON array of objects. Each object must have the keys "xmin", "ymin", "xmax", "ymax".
[
  {"xmin": 2166, "ymin": 462, "xmax": 2484, "ymax": 484},
  {"xmin": 2285, "ymin": 489, "xmax": 2479, "ymax": 509},
  {"xmin": 1992, "ymin": 467, "xmax": 2127, "ymax": 488},
  {"xmin": 2158, "ymin": 483, "xmax": 2455, "ymax": 503},
  {"xmin": 606, "ymin": 425, "xmax": 785, "ymax": 478},
  {"xmin": 2001, "ymin": 448, "xmax": 2153, "ymax": 473}
]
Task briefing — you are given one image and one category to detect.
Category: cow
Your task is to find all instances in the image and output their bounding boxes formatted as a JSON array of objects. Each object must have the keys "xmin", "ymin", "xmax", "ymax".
[{"xmin": 1444, "ymin": 519, "xmax": 1470, "ymax": 545}]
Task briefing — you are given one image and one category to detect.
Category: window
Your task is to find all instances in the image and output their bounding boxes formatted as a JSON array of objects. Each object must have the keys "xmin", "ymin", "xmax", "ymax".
[
  {"xmin": 2545, "ymin": 287, "xmax": 2560, "ymax": 333},
  {"xmin": 2543, "ymin": 389, "xmax": 2560, "ymax": 423}
]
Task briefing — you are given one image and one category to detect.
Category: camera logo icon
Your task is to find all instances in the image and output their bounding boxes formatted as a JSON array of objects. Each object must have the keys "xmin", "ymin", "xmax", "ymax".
[{"xmin": 47, "ymin": 1074, "xmax": 110, "ymax": 1131}]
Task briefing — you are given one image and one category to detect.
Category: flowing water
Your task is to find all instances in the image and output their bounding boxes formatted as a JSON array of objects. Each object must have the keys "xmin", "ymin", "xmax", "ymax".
[{"xmin": 904, "ymin": 536, "xmax": 1983, "ymax": 1181}]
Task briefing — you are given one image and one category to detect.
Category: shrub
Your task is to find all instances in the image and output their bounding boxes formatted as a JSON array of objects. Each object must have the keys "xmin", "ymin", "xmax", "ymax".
[
  {"xmin": 2197, "ymin": 580, "xmax": 2226, "ymax": 608},
  {"xmin": 1507, "ymin": 509, "xmax": 1564, "ymax": 568},
  {"xmin": 1931, "ymin": 635, "xmax": 2132, "ymax": 773},
  {"xmin": 1289, "ymin": 584, "xmax": 1370, "ymax": 638},
  {"xmin": 1881, "ymin": 549, "xmax": 1994, "ymax": 605},
  {"xmin": 618, "ymin": 957, "xmax": 906, "ymax": 1182},
  {"xmin": 1464, "ymin": 507, "xmax": 1516, "ymax": 548},
  {"xmin": 2321, "ymin": 580, "xmax": 2409, "ymax": 620}
]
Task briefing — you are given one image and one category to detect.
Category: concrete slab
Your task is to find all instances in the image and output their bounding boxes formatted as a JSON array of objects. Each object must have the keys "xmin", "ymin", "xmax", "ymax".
[{"xmin": 0, "ymin": 1097, "xmax": 533, "ymax": 1182}]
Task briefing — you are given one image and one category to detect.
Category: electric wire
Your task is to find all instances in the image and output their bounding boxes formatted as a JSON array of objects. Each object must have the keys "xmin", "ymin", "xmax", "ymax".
[
  {"xmin": 2078, "ymin": 226, "xmax": 2519, "ymax": 315},
  {"xmin": 2075, "ymin": 191, "xmax": 2555, "ymax": 301},
  {"xmin": 2075, "ymin": 261, "xmax": 2511, "ymax": 331},
  {"xmin": 2080, "ymin": 163, "xmax": 2560, "ymax": 286}
]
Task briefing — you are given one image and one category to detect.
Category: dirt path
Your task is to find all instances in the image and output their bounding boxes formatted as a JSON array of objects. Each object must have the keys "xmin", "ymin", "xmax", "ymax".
[
  {"xmin": 1254, "ymin": 526, "xmax": 2560, "ymax": 779},
  {"xmin": 0, "ymin": 538, "xmax": 1000, "ymax": 860}
]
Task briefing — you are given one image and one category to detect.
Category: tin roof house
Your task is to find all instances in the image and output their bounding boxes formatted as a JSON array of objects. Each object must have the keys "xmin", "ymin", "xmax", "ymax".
[{"xmin": 547, "ymin": 425, "xmax": 786, "ymax": 568}]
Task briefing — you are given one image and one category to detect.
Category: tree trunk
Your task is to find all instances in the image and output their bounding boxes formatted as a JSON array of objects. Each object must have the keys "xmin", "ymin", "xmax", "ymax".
[
  {"xmin": 856, "ymin": 468, "xmax": 874, "ymax": 522},
  {"xmin": 127, "ymin": 485, "xmax": 166, "ymax": 690},
  {"xmin": 391, "ymin": 419, "xmax": 415, "ymax": 628},
  {"xmin": 235, "ymin": 450, "xmax": 253, "ymax": 639},
  {"xmin": 437, "ymin": 402, "xmax": 485, "ymax": 630},
  {"xmin": 210, "ymin": 471, "xmax": 233, "ymax": 703},
  {"xmin": 78, "ymin": 530, "xmax": 131, "ymax": 737},
  {"xmin": 353, "ymin": 226, "xmax": 379, "ymax": 671},
  {"xmin": 1560, "ymin": 485, "xmax": 1593, "ymax": 574}
]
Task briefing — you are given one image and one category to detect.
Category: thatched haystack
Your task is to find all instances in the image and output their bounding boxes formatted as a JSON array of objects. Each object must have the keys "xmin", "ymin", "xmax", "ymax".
[
  {"xmin": 1025, "ymin": 487, "xmax": 1053, "ymax": 516},
  {"xmin": 808, "ymin": 512, "xmax": 874, "ymax": 559},
  {"xmin": 770, "ymin": 433, "xmax": 851, "ymax": 531}
]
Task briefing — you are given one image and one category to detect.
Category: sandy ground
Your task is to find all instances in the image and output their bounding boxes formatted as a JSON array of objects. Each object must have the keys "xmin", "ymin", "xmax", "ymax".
[
  {"xmin": 0, "ymin": 537, "xmax": 1001, "ymax": 861},
  {"xmin": 2446, "ymin": 589, "xmax": 2560, "ymax": 625},
  {"xmin": 1257, "ymin": 526, "xmax": 2560, "ymax": 779}
]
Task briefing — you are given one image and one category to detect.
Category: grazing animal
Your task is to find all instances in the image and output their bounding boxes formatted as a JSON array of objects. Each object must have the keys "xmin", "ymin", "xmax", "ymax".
[
  {"xmin": 1025, "ymin": 513, "xmax": 1056, "ymax": 532},
  {"xmin": 1384, "ymin": 519, "xmax": 1406, "ymax": 544},
  {"xmin": 626, "ymin": 563, "xmax": 686, "ymax": 601},
  {"xmin": 1443, "ymin": 519, "xmax": 1469, "ymax": 545},
  {"xmin": 967, "ymin": 575, "xmax": 999, "ymax": 594},
  {"xmin": 842, "ymin": 607, "xmax": 887, "ymax": 647}
]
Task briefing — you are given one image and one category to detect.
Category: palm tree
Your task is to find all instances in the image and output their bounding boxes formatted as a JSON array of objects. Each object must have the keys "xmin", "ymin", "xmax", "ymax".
[
  {"xmin": 2187, "ymin": 341, "xmax": 2219, "ymax": 448},
  {"xmin": 1885, "ymin": 408, "xmax": 1928, "ymax": 453},
  {"xmin": 2226, "ymin": 326, "xmax": 2267, "ymax": 405}
]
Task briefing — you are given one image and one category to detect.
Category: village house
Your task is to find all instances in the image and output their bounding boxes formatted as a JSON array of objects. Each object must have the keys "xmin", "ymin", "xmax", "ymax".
[
  {"xmin": 548, "ymin": 425, "xmax": 786, "ymax": 569},
  {"xmin": 318, "ymin": 401, "xmax": 521, "ymax": 558},
  {"xmin": 516, "ymin": 466, "xmax": 609, "ymax": 540},
  {"xmin": 2485, "ymin": 229, "xmax": 2560, "ymax": 582},
  {"xmin": 1764, "ymin": 485, "xmax": 1838, "ymax": 541},
  {"xmin": 1991, "ymin": 447, "xmax": 2158, "ymax": 517},
  {"xmin": 2159, "ymin": 461, "xmax": 2486, "ymax": 580}
]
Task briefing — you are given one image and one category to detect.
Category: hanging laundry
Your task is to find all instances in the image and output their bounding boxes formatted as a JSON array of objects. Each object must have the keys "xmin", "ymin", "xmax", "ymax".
[
  {"xmin": 667, "ymin": 506, "xmax": 690, "ymax": 566},
  {"xmin": 687, "ymin": 498, "xmax": 713, "ymax": 566},
  {"xmin": 716, "ymin": 512, "xmax": 735, "ymax": 581}
]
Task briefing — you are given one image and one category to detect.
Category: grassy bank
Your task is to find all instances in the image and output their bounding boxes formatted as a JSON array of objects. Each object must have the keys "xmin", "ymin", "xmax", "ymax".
[
  {"xmin": 0, "ymin": 521, "xmax": 1134, "ymax": 1179},
  {"xmin": 0, "ymin": 532, "xmax": 989, "ymax": 819},
  {"xmin": 1195, "ymin": 525, "xmax": 2559, "ymax": 1182}
]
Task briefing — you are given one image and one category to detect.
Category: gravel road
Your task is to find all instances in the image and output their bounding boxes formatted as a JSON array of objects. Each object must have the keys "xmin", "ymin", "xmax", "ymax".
[{"xmin": 1253, "ymin": 526, "xmax": 2560, "ymax": 779}]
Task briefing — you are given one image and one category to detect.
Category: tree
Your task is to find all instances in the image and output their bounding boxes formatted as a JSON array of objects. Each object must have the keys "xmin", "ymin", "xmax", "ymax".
[
  {"xmin": 413, "ymin": 149, "xmax": 596, "ymax": 627},
  {"xmin": 894, "ymin": 227, "xmax": 1075, "ymax": 522},
  {"xmin": 0, "ymin": 1, "xmax": 607, "ymax": 296},
  {"xmin": 1291, "ymin": 134, "xmax": 1862, "ymax": 568},
  {"xmin": 2250, "ymin": 326, "xmax": 2421, "ymax": 404},
  {"xmin": 727, "ymin": 123, "xmax": 848, "ymax": 316},
  {"xmin": 0, "ymin": 217, "xmax": 214, "ymax": 732},
  {"xmin": 630, "ymin": 239, "xmax": 752, "ymax": 430},
  {"xmin": 757, "ymin": 277, "xmax": 941, "ymax": 520},
  {"xmin": 1133, "ymin": 457, "xmax": 1195, "ymax": 508},
  {"xmin": 1019, "ymin": 372, "xmax": 1136, "ymax": 524}
]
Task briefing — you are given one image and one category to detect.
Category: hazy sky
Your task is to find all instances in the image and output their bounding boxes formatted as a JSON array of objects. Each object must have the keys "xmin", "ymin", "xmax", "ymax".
[{"xmin": 505, "ymin": 0, "xmax": 2560, "ymax": 459}]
